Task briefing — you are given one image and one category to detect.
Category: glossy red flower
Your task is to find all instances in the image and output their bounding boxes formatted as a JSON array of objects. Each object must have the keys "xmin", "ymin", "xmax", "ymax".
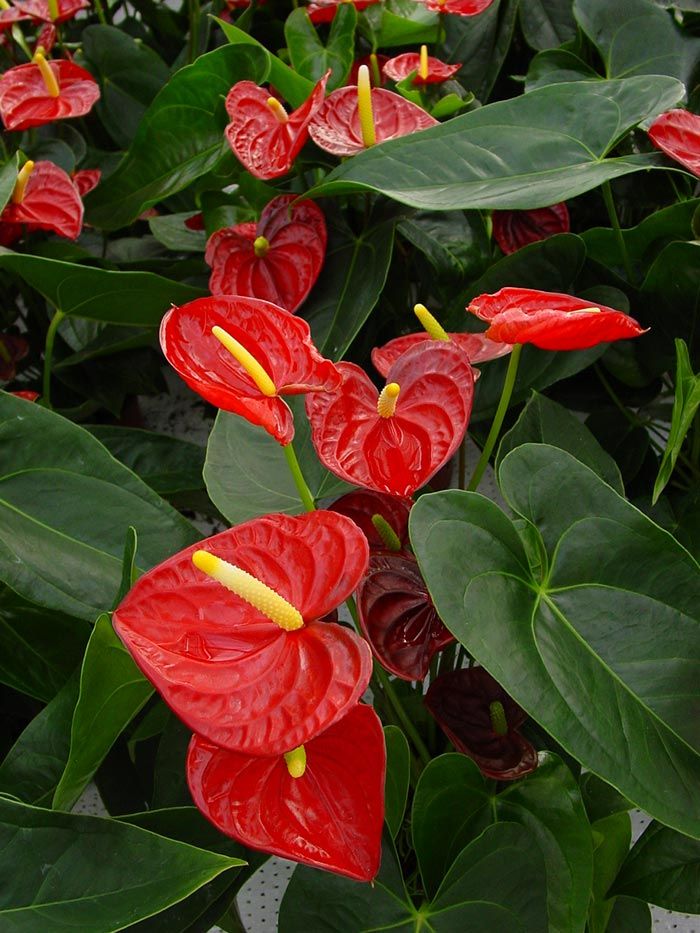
[
  {"xmin": 0, "ymin": 160, "xmax": 83, "ymax": 240},
  {"xmin": 357, "ymin": 552, "xmax": 453, "ymax": 681},
  {"xmin": 468, "ymin": 287, "xmax": 647, "ymax": 350},
  {"xmin": 0, "ymin": 5, "xmax": 31, "ymax": 31},
  {"xmin": 71, "ymin": 168, "xmax": 101, "ymax": 197},
  {"xmin": 491, "ymin": 202, "xmax": 570, "ymax": 255},
  {"xmin": 383, "ymin": 49, "xmax": 461, "ymax": 85},
  {"xmin": 648, "ymin": 109, "xmax": 700, "ymax": 177},
  {"xmin": 425, "ymin": 667, "xmax": 538, "ymax": 780},
  {"xmin": 307, "ymin": 0, "xmax": 380, "ymax": 22},
  {"xmin": 348, "ymin": 54, "xmax": 389, "ymax": 88},
  {"xmin": 188, "ymin": 703, "xmax": 385, "ymax": 880},
  {"xmin": 114, "ymin": 511, "xmax": 373, "ymax": 755},
  {"xmin": 206, "ymin": 195, "xmax": 326, "ymax": 313},
  {"xmin": 306, "ymin": 342, "xmax": 475, "ymax": 498},
  {"xmin": 0, "ymin": 54, "xmax": 100, "ymax": 132},
  {"xmin": 12, "ymin": 0, "xmax": 89, "ymax": 22},
  {"xmin": 10, "ymin": 389, "xmax": 40, "ymax": 401},
  {"xmin": 0, "ymin": 334, "xmax": 29, "ymax": 381},
  {"xmin": 225, "ymin": 71, "xmax": 329, "ymax": 180},
  {"xmin": 160, "ymin": 295, "xmax": 341, "ymax": 445},
  {"xmin": 414, "ymin": 0, "xmax": 494, "ymax": 14},
  {"xmin": 329, "ymin": 489, "xmax": 411, "ymax": 553}
]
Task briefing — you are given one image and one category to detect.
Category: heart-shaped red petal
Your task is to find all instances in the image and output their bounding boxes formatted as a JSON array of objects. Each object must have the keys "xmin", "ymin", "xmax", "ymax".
[
  {"xmin": 382, "ymin": 53, "xmax": 461, "ymax": 85},
  {"xmin": 225, "ymin": 72, "xmax": 329, "ymax": 179},
  {"xmin": 372, "ymin": 332, "xmax": 510, "ymax": 377},
  {"xmin": 187, "ymin": 704, "xmax": 385, "ymax": 880},
  {"xmin": 12, "ymin": 0, "xmax": 89, "ymax": 22},
  {"xmin": 160, "ymin": 295, "xmax": 341, "ymax": 444},
  {"xmin": 307, "ymin": 342, "xmax": 475, "ymax": 498},
  {"xmin": 417, "ymin": 0, "xmax": 494, "ymax": 13},
  {"xmin": 0, "ymin": 59, "xmax": 100, "ymax": 131},
  {"xmin": 648, "ymin": 109, "xmax": 700, "ymax": 177},
  {"xmin": 308, "ymin": 86, "xmax": 438, "ymax": 157},
  {"xmin": 0, "ymin": 161, "xmax": 83, "ymax": 240},
  {"xmin": 0, "ymin": 7, "xmax": 31, "ymax": 30},
  {"xmin": 329, "ymin": 489, "xmax": 412, "ymax": 552},
  {"xmin": 114, "ymin": 512, "xmax": 372, "ymax": 754},
  {"xmin": 357, "ymin": 553, "xmax": 454, "ymax": 681},
  {"xmin": 307, "ymin": 0, "xmax": 380, "ymax": 23},
  {"xmin": 491, "ymin": 202, "xmax": 570, "ymax": 255},
  {"xmin": 206, "ymin": 195, "xmax": 326, "ymax": 312},
  {"xmin": 72, "ymin": 168, "xmax": 101, "ymax": 197}
]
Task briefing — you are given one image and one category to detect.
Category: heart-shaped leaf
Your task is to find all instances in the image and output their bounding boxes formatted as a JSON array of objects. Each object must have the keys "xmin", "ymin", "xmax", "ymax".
[
  {"xmin": 614, "ymin": 821, "xmax": 700, "ymax": 913},
  {"xmin": 285, "ymin": 4, "xmax": 357, "ymax": 90}
]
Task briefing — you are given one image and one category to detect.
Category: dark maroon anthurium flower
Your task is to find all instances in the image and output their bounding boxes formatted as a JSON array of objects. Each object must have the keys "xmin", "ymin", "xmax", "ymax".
[
  {"xmin": 491, "ymin": 202, "xmax": 570, "ymax": 255},
  {"xmin": 0, "ymin": 160, "xmax": 83, "ymax": 240},
  {"xmin": 160, "ymin": 295, "xmax": 341, "ymax": 445},
  {"xmin": 414, "ymin": 0, "xmax": 494, "ymax": 14},
  {"xmin": 357, "ymin": 552, "xmax": 454, "ymax": 681},
  {"xmin": 113, "ymin": 511, "xmax": 373, "ymax": 756},
  {"xmin": 71, "ymin": 168, "xmax": 101, "ymax": 197},
  {"xmin": 306, "ymin": 342, "xmax": 475, "ymax": 499},
  {"xmin": 13, "ymin": 0, "xmax": 89, "ymax": 21},
  {"xmin": 206, "ymin": 195, "xmax": 326, "ymax": 313},
  {"xmin": 648, "ymin": 109, "xmax": 700, "ymax": 177},
  {"xmin": 330, "ymin": 489, "xmax": 412, "ymax": 553},
  {"xmin": 307, "ymin": 0, "xmax": 380, "ymax": 23},
  {"xmin": 383, "ymin": 47, "xmax": 461, "ymax": 85},
  {"xmin": 225, "ymin": 71, "xmax": 329, "ymax": 180},
  {"xmin": 187, "ymin": 703, "xmax": 385, "ymax": 881},
  {"xmin": 468, "ymin": 287, "xmax": 647, "ymax": 351},
  {"xmin": 0, "ymin": 53, "xmax": 100, "ymax": 132},
  {"xmin": 0, "ymin": 334, "xmax": 29, "ymax": 381},
  {"xmin": 425, "ymin": 667, "xmax": 538, "ymax": 780}
]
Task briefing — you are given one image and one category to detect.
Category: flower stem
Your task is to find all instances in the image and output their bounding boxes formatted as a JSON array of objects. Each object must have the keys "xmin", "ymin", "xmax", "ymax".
[
  {"xmin": 282, "ymin": 441, "xmax": 315, "ymax": 512},
  {"xmin": 467, "ymin": 343, "xmax": 522, "ymax": 492},
  {"xmin": 42, "ymin": 309, "xmax": 65, "ymax": 408},
  {"xmin": 601, "ymin": 181, "xmax": 633, "ymax": 282},
  {"xmin": 187, "ymin": 0, "xmax": 201, "ymax": 65}
]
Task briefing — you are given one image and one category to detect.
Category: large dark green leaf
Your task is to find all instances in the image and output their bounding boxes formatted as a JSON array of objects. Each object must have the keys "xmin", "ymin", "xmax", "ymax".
[
  {"xmin": 370, "ymin": 0, "xmax": 440, "ymax": 47},
  {"xmin": 85, "ymin": 45, "xmax": 269, "ymax": 230},
  {"xmin": 605, "ymin": 896, "xmax": 651, "ymax": 933},
  {"xmin": 525, "ymin": 49, "xmax": 599, "ymax": 91},
  {"xmin": 306, "ymin": 77, "xmax": 684, "ymax": 209},
  {"xmin": 639, "ymin": 241, "xmax": 700, "ymax": 371},
  {"xmin": 0, "ymin": 392, "xmax": 198, "ymax": 620},
  {"xmin": 397, "ymin": 210, "xmax": 491, "ymax": 284},
  {"xmin": 410, "ymin": 444, "xmax": 700, "ymax": 838},
  {"xmin": 0, "ymin": 155, "xmax": 18, "ymax": 215},
  {"xmin": 614, "ymin": 821, "xmax": 700, "ymax": 912},
  {"xmin": 519, "ymin": 0, "xmax": 577, "ymax": 50},
  {"xmin": 383, "ymin": 726, "xmax": 410, "ymax": 839},
  {"xmin": 0, "ymin": 797, "xmax": 244, "ymax": 931},
  {"xmin": 443, "ymin": 0, "xmax": 519, "ymax": 101},
  {"xmin": 285, "ymin": 5, "xmax": 356, "ymax": 90},
  {"xmin": 589, "ymin": 812, "xmax": 632, "ymax": 932}
]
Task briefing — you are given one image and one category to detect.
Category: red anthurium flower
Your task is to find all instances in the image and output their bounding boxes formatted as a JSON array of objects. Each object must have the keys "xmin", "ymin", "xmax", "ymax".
[
  {"xmin": 309, "ymin": 65, "xmax": 438, "ymax": 157},
  {"xmin": 10, "ymin": 389, "xmax": 40, "ymax": 401},
  {"xmin": 0, "ymin": 4, "xmax": 31, "ymax": 31},
  {"xmin": 330, "ymin": 489, "xmax": 412, "ymax": 553},
  {"xmin": 307, "ymin": 0, "xmax": 380, "ymax": 22},
  {"xmin": 357, "ymin": 552, "xmax": 454, "ymax": 681},
  {"xmin": 71, "ymin": 168, "xmax": 101, "ymax": 197},
  {"xmin": 348, "ymin": 54, "xmax": 389, "ymax": 88},
  {"xmin": 306, "ymin": 342, "xmax": 475, "ymax": 499},
  {"xmin": 0, "ymin": 160, "xmax": 83, "ymax": 240},
  {"xmin": 648, "ymin": 109, "xmax": 700, "ymax": 177},
  {"xmin": 184, "ymin": 212, "xmax": 204, "ymax": 231},
  {"xmin": 13, "ymin": 0, "xmax": 89, "ymax": 22},
  {"xmin": 0, "ymin": 53, "xmax": 100, "ymax": 132},
  {"xmin": 160, "ymin": 295, "xmax": 341, "ymax": 445},
  {"xmin": 414, "ymin": 0, "xmax": 494, "ymax": 14},
  {"xmin": 0, "ymin": 334, "xmax": 29, "ymax": 381},
  {"xmin": 491, "ymin": 202, "xmax": 570, "ymax": 255},
  {"xmin": 114, "ymin": 511, "xmax": 373, "ymax": 756},
  {"xmin": 188, "ymin": 703, "xmax": 385, "ymax": 880},
  {"xmin": 34, "ymin": 22, "xmax": 57, "ymax": 52},
  {"xmin": 468, "ymin": 287, "xmax": 647, "ymax": 351},
  {"xmin": 425, "ymin": 667, "xmax": 538, "ymax": 780},
  {"xmin": 225, "ymin": 71, "xmax": 329, "ymax": 180},
  {"xmin": 206, "ymin": 195, "xmax": 326, "ymax": 313},
  {"xmin": 383, "ymin": 47, "xmax": 461, "ymax": 85}
]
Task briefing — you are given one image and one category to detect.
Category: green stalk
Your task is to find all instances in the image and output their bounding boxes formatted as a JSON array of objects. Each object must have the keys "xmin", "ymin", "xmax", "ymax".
[
  {"xmin": 601, "ymin": 181, "xmax": 633, "ymax": 282},
  {"xmin": 42, "ymin": 309, "xmax": 65, "ymax": 408},
  {"xmin": 467, "ymin": 343, "xmax": 522, "ymax": 492},
  {"xmin": 282, "ymin": 441, "xmax": 315, "ymax": 512},
  {"xmin": 187, "ymin": 0, "xmax": 201, "ymax": 65}
]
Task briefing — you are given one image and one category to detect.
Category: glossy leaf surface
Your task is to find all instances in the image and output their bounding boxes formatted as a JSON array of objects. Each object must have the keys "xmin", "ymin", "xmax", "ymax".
[
  {"xmin": 383, "ymin": 725, "xmax": 410, "ymax": 838},
  {"xmin": 188, "ymin": 704, "xmax": 385, "ymax": 881},
  {"xmin": 285, "ymin": 4, "xmax": 356, "ymax": 89},
  {"xmin": 372, "ymin": 331, "xmax": 510, "ymax": 377},
  {"xmin": 519, "ymin": 0, "xmax": 577, "ymax": 50},
  {"xmin": 0, "ymin": 59, "xmax": 99, "ymax": 132},
  {"xmin": 113, "ymin": 512, "xmax": 372, "ymax": 754},
  {"xmin": 648, "ymin": 109, "xmax": 700, "ymax": 177},
  {"xmin": 492, "ymin": 202, "xmax": 569, "ymax": 254},
  {"xmin": 411, "ymin": 444, "xmax": 700, "ymax": 837},
  {"xmin": 614, "ymin": 822, "xmax": 700, "ymax": 912},
  {"xmin": 0, "ymin": 161, "xmax": 83, "ymax": 240}
]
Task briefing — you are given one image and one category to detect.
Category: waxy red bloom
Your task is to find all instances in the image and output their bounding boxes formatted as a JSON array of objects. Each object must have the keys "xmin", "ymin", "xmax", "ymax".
[
  {"xmin": 648, "ymin": 109, "xmax": 700, "ymax": 177},
  {"xmin": 114, "ymin": 512, "xmax": 373, "ymax": 756},
  {"xmin": 0, "ymin": 55, "xmax": 100, "ymax": 132},
  {"xmin": 330, "ymin": 489, "xmax": 411, "ymax": 553},
  {"xmin": 491, "ymin": 202, "xmax": 569, "ymax": 255},
  {"xmin": 160, "ymin": 295, "xmax": 341, "ymax": 445},
  {"xmin": 307, "ymin": 0, "xmax": 380, "ymax": 22},
  {"xmin": 72, "ymin": 168, "xmax": 101, "ymax": 197},
  {"xmin": 0, "ymin": 5, "xmax": 30, "ymax": 31},
  {"xmin": 0, "ymin": 334, "xmax": 29, "ymax": 381},
  {"xmin": 468, "ymin": 287, "xmax": 647, "ymax": 350},
  {"xmin": 372, "ymin": 332, "xmax": 510, "ymax": 377},
  {"xmin": 11, "ymin": 389, "xmax": 39, "ymax": 401},
  {"xmin": 206, "ymin": 195, "xmax": 326, "ymax": 313},
  {"xmin": 357, "ymin": 552, "xmax": 453, "ymax": 681},
  {"xmin": 414, "ymin": 0, "xmax": 494, "ymax": 14},
  {"xmin": 306, "ymin": 342, "xmax": 475, "ymax": 498},
  {"xmin": 0, "ymin": 160, "xmax": 83, "ymax": 240},
  {"xmin": 187, "ymin": 704, "xmax": 385, "ymax": 880},
  {"xmin": 383, "ymin": 51, "xmax": 461, "ymax": 85},
  {"xmin": 425, "ymin": 667, "xmax": 538, "ymax": 780},
  {"xmin": 225, "ymin": 71, "xmax": 329, "ymax": 179},
  {"xmin": 12, "ymin": 0, "xmax": 89, "ymax": 22}
]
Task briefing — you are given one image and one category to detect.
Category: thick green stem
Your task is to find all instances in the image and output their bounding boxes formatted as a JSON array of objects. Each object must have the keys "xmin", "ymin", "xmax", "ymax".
[
  {"xmin": 42, "ymin": 309, "xmax": 65, "ymax": 408},
  {"xmin": 92, "ymin": 0, "xmax": 108, "ymax": 25},
  {"xmin": 601, "ymin": 181, "xmax": 633, "ymax": 282},
  {"xmin": 282, "ymin": 441, "xmax": 315, "ymax": 512},
  {"xmin": 467, "ymin": 343, "xmax": 522, "ymax": 492},
  {"xmin": 187, "ymin": 0, "xmax": 201, "ymax": 64}
]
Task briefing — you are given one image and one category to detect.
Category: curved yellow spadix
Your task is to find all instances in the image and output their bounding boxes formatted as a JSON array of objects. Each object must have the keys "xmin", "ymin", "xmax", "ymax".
[
  {"xmin": 357, "ymin": 64, "xmax": 376, "ymax": 148},
  {"xmin": 419, "ymin": 45, "xmax": 429, "ymax": 80},
  {"xmin": 414, "ymin": 303, "xmax": 450, "ymax": 341},
  {"xmin": 12, "ymin": 161, "xmax": 35, "ymax": 205},
  {"xmin": 211, "ymin": 325, "xmax": 277, "ymax": 397},
  {"xmin": 284, "ymin": 745, "xmax": 307, "ymax": 778},
  {"xmin": 266, "ymin": 97, "xmax": 289, "ymax": 125}
]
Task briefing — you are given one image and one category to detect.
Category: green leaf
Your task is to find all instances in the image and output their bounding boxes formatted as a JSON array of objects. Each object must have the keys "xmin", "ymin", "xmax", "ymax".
[
  {"xmin": 383, "ymin": 726, "xmax": 410, "ymax": 838},
  {"xmin": 371, "ymin": 0, "xmax": 439, "ymax": 47},
  {"xmin": 580, "ymin": 773, "xmax": 633, "ymax": 824},
  {"xmin": 204, "ymin": 398, "xmax": 350, "ymax": 525},
  {"xmin": 498, "ymin": 391, "xmax": 624, "ymax": 493},
  {"xmin": 397, "ymin": 210, "xmax": 491, "ymax": 283},
  {"xmin": 639, "ymin": 241, "xmax": 700, "ymax": 372},
  {"xmin": 285, "ymin": 5, "xmax": 356, "ymax": 91},
  {"xmin": 114, "ymin": 527, "xmax": 139, "ymax": 608},
  {"xmin": 0, "ymin": 796, "xmax": 244, "ymax": 931},
  {"xmin": 410, "ymin": 444, "xmax": 700, "ymax": 838},
  {"xmin": 52, "ymin": 614, "xmax": 153, "ymax": 811},
  {"xmin": 589, "ymin": 812, "xmax": 632, "ymax": 932},
  {"xmin": 519, "ymin": 0, "xmax": 577, "ymax": 51},
  {"xmin": 525, "ymin": 49, "xmax": 599, "ymax": 91},
  {"xmin": 149, "ymin": 212, "xmax": 207, "ymax": 252},
  {"xmin": 614, "ymin": 821, "xmax": 700, "ymax": 913},
  {"xmin": 56, "ymin": 323, "xmax": 155, "ymax": 368},
  {"xmin": 605, "ymin": 896, "xmax": 651, "ymax": 933},
  {"xmin": 0, "ymin": 250, "xmax": 204, "ymax": 325},
  {"xmin": 85, "ymin": 45, "xmax": 269, "ymax": 230},
  {"xmin": 443, "ymin": 0, "xmax": 519, "ymax": 101},
  {"xmin": 0, "ymin": 392, "xmax": 198, "ymax": 620},
  {"xmin": 0, "ymin": 155, "xmax": 19, "ymax": 215},
  {"xmin": 653, "ymin": 339, "xmax": 700, "ymax": 503},
  {"xmin": 305, "ymin": 77, "xmax": 684, "ymax": 209}
]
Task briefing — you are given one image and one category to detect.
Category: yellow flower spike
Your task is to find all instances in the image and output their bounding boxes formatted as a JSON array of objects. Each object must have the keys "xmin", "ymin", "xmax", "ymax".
[
  {"xmin": 414, "ymin": 303, "xmax": 450, "ymax": 341},
  {"xmin": 371, "ymin": 513, "xmax": 402, "ymax": 551},
  {"xmin": 357, "ymin": 64, "xmax": 376, "ymax": 148},
  {"xmin": 47, "ymin": 0, "xmax": 59, "ymax": 18},
  {"xmin": 489, "ymin": 700, "xmax": 508, "ymax": 736},
  {"xmin": 284, "ymin": 745, "xmax": 307, "ymax": 778},
  {"xmin": 11, "ymin": 161, "xmax": 35, "ymax": 205},
  {"xmin": 253, "ymin": 235, "xmax": 270, "ymax": 258},
  {"xmin": 0, "ymin": 0, "xmax": 11, "ymax": 10},
  {"xmin": 419, "ymin": 45, "xmax": 429, "ymax": 81},
  {"xmin": 377, "ymin": 382, "xmax": 400, "ymax": 418},
  {"xmin": 211, "ymin": 325, "xmax": 277, "ymax": 397},
  {"xmin": 192, "ymin": 550, "xmax": 304, "ymax": 632},
  {"xmin": 266, "ymin": 97, "xmax": 289, "ymax": 125},
  {"xmin": 33, "ymin": 51, "xmax": 60, "ymax": 98}
]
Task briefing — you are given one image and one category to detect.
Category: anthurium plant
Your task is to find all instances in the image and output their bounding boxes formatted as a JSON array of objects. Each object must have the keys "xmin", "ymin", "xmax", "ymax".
[{"xmin": 1, "ymin": 0, "xmax": 700, "ymax": 929}]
